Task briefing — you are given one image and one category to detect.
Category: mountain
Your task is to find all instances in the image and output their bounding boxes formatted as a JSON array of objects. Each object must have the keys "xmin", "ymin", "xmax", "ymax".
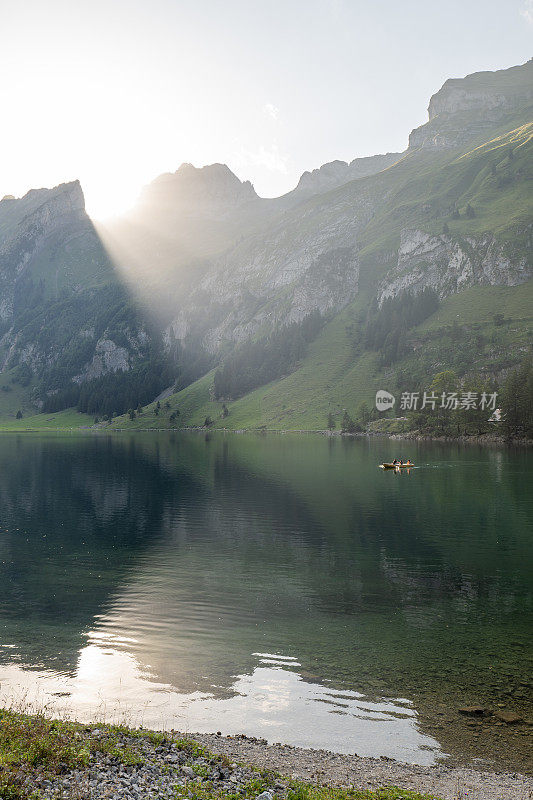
[
  {"xmin": 137, "ymin": 162, "xmax": 259, "ymax": 214},
  {"xmin": 0, "ymin": 58, "xmax": 531, "ymax": 428},
  {"xmin": 0, "ymin": 183, "xmax": 170, "ymax": 417},
  {"xmin": 288, "ymin": 152, "xmax": 403, "ymax": 199},
  {"xmin": 160, "ymin": 60, "xmax": 532, "ymax": 356}
]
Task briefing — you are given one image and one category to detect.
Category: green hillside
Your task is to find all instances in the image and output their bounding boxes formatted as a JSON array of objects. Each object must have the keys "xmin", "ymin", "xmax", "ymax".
[
  {"xmin": 356, "ymin": 116, "xmax": 533, "ymax": 274},
  {"xmin": 105, "ymin": 107, "xmax": 532, "ymax": 434},
  {"xmin": 105, "ymin": 280, "xmax": 532, "ymax": 432}
]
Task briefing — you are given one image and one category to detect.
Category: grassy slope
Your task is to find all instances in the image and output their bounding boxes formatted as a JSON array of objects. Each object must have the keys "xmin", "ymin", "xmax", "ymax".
[
  {"xmin": 0, "ymin": 408, "xmax": 93, "ymax": 431},
  {"xmin": 13, "ymin": 279, "xmax": 528, "ymax": 432},
  {"xmin": 105, "ymin": 280, "xmax": 532, "ymax": 432},
  {"xmin": 356, "ymin": 116, "xmax": 532, "ymax": 270}
]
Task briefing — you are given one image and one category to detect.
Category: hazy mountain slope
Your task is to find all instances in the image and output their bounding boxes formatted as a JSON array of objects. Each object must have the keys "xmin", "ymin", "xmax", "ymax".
[
  {"xmin": 166, "ymin": 102, "xmax": 531, "ymax": 354},
  {"xmin": 99, "ymin": 154, "xmax": 404, "ymax": 324},
  {"xmin": 0, "ymin": 181, "xmax": 110, "ymax": 312},
  {"xmin": 0, "ymin": 183, "xmax": 167, "ymax": 417},
  {"xmin": 109, "ymin": 279, "xmax": 533, "ymax": 432}
]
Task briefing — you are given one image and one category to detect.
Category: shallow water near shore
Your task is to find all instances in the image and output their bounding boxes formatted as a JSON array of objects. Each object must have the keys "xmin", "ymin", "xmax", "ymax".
[{"xmin": 0, "ymin": 432, "xmax": 531, "ymax": 770}]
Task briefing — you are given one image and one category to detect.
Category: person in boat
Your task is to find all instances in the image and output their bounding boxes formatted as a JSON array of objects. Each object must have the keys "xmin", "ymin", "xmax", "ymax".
[{"xmin": 392, "ymin": 458, "xmax": 398, "ymax": 465}]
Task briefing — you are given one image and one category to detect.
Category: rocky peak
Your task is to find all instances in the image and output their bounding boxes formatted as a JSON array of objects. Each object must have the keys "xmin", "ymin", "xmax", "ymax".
[
  {"xmin": 292, "ymin": 152, "xmax": 403, "ymax": 198},
  {"xmin": 138, "ymin": 163, "xmax": 259, "ymax": 216},
  {"xmin": 408, "ymin": 59, "xmax": 533, "ymax": 152},
  {"xmin": 428, "ymin": 60, "xmax": 533, "ymax": 120},
  {"xmin": 0, "ymin": 180, "xmax": 85, "ymax": 242}
]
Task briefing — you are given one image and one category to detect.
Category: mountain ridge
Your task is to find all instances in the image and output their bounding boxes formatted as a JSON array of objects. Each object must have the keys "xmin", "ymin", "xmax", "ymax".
[{"xmin": 0, "ymin": 58, "xmax": 531, "ymax": 425}]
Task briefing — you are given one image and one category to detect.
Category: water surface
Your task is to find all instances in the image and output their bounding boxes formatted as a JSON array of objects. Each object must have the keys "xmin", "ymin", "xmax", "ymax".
[{"xmin": 0, "ymin": 433, "xmax": 531, "ymax": 769}]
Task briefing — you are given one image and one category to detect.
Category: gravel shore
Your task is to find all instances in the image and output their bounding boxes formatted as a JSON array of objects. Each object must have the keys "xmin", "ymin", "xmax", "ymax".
[
  {"xmin": 172, "ymin": 731, "xmax": 533, "ymax": 800},
  {"xmin": 25, "ymin": 726, "xmax": 533, "ymax": 800}
]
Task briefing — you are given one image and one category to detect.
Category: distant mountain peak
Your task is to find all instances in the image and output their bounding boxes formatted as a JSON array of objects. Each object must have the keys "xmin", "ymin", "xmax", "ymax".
[
  {"xmin": 140, "ymin": 162, "xmax": 258, "ymax": 215},
  {"xmin": 291, "ymin": 152, "xmax": 403, "ymax": 198}
]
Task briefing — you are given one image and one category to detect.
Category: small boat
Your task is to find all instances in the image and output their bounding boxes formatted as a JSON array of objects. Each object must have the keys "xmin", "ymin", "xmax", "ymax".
[{"xmin": 380, "ymin": 462, "xmax": 414, "ymax": 469}]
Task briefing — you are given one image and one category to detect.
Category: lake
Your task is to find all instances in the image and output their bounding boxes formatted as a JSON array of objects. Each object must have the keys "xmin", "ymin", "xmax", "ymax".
[{"xmin": 0, "ymin": 432, "xmax": 531, "ymax": 771}]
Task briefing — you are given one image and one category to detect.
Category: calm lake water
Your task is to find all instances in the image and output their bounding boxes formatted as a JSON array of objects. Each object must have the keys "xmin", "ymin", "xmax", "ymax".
[{"xmin": 0, "ymin": 433, "xmax": 531, "ymax": 770}]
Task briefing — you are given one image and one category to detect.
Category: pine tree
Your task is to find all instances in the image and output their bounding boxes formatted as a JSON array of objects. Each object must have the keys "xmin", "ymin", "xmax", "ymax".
[
  {"xmin": 357, "ymin": 402, "xmax": 370, "ymax": 426},
  {"xmin": 341, "ymin": 411, "xmax": 357, "ymax": 434}
]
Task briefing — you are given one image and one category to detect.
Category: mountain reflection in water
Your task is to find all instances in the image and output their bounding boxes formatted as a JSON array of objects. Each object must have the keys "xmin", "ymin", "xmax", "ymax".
[{"xmin": 0, "ymin": 433, "xmax": 531, "ymax": 769}]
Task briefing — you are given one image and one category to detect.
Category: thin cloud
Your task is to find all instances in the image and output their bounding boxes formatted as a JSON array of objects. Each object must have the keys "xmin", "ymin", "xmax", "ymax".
[
  {"xmin": 233, "ymin": 142, "xmax": 289, "ymax": 174},
  {"xmin": 263, "ymin": 103, "xmax": 279, "ymax": 120}
]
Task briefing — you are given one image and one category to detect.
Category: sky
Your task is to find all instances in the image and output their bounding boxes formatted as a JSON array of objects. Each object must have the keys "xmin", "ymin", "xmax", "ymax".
[{"xmin": 1, "ymin": 0, "xmax": 531, "ymax": 218}]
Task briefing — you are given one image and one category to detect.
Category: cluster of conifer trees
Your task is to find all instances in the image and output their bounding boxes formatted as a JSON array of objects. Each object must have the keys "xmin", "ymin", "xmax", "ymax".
[
  {"xmin": 364, "ymin": 288, "xmax": 439, "ymax": 365},
  {"xmin": 213, "ymin": 311, "xmax": 323, "ymax": 399},
  {"xmin": 500, "ymin": 357, "xmax": 533, "ymax": 438},
  {"xmin": 42, "ymin": 358, "xmax": 175, "ymax": 419}
]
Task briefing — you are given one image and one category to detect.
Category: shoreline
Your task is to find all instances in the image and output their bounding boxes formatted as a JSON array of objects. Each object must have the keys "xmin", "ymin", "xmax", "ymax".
[
  {"xmin": 172, "ymin": 730, "xmax": 533, "ymax": 800},
  {"xmin": 0, "ymin": 423, "xmax": 531, "ymax": 447},
  {"xmin": 1, "ymin": 710, "xmax": 532, "ymax": 800}
]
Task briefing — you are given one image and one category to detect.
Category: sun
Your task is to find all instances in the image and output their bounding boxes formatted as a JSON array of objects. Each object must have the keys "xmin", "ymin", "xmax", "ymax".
[{"xmin": 83, "ymin": 180, "xmax": 139, "ymax": 221}]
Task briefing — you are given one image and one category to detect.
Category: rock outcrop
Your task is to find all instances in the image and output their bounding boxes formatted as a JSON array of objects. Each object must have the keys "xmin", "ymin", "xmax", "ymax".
[
  {"xmin": 165, "ymin": 196, "xmax": 362, "ymax": 352},
  {"xmin": 408, "ymin": 60, "xmax": 533, "ymax": 151},
  {"xmin": 378, "ymin": 229, "xmax": 532, "ymax": 305},
  {"xmin": 428, "ymin": 61, "xmax": 533, "ymax": 120},
  {"xmin": 290, "ymin": 152, "xmax": 403, "ymax": 199}
]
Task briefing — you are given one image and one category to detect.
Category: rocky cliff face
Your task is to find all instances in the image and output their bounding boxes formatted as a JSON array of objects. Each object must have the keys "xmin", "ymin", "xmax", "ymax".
[
  {"xmin": 428, "ymin": 61, "xmax": 533, "ymax": 120},
  {"xmin": 408, "ymin": 60, "xmax": 533, "ymax": 151},
  {"xmin": 0, "ymin": 181, "xmax": 86, "ymax": 321},
  {"xmin": 164, "ymin": 188, "xmax": 365, "ymax": 352},
  {"xmin": 0, "ymin": 59, "xmax": 531, "ymax": 414},
  {"xmin": 69, "ymin": 325, "xmax": 150, "ymax": 384},
  {"xmin": 378, "ymin": 229, "xmax": 532, "ymax": 305}
]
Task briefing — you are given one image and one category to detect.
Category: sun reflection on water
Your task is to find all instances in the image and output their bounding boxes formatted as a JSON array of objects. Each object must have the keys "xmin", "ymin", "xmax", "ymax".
[{"xmin": 0, "ymin": 644, "xmax": 442, "ymax": 765}]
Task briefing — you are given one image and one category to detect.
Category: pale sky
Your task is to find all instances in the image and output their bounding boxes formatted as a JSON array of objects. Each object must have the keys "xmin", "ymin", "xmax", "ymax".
[{"xmin": 1, "ymin": 0, "xmax": 531, "ymax": 218}]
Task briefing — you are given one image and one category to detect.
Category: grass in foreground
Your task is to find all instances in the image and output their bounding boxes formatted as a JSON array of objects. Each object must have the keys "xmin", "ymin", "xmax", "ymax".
[{"xmin": 0, "ymin": 710, "xmax": 443, "ymax": 800}]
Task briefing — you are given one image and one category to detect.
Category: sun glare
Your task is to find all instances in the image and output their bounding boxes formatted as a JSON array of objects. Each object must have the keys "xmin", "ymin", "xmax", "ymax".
[{"xmin": 84, "ymin": 182, "xmax": 139, "ymax": 221}]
